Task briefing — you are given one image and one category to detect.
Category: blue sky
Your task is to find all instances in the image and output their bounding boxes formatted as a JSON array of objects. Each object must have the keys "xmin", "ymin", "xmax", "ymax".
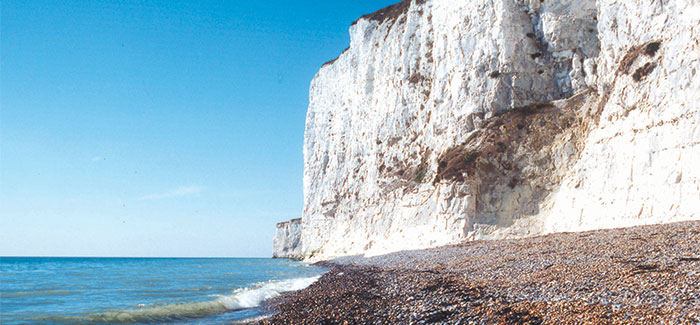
[{"xmin": 0, "ymin": 0, "xmax": 398, "ymax": 257}]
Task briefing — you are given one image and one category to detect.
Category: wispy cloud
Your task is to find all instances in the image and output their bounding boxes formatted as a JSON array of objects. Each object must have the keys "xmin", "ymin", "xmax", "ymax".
[
  {"xmin": 140, "ymin": 186, "xmax": 204, "ymax": 200},
  {"xmin": 91, "ymin": 156, "xmax": 106, "ymax": 162}
]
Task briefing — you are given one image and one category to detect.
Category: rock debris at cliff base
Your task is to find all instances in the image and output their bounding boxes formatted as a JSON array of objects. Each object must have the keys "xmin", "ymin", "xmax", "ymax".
[{"xmin": 260, "ymin": 221, "xmax": 700, "ymax": 324}]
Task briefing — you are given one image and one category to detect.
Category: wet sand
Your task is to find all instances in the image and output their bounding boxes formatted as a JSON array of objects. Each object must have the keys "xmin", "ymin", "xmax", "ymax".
[{"xmin": 260, "ymin": 221, "xmax": 700, "ymax": 324}]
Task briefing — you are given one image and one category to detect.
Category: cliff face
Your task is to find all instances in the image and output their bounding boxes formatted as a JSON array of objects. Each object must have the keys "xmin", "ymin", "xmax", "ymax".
[
  {"xmin": 272, "ymin": 218, "xmax": 302, "ymax": 259},
  {"xmin": 537, "ymin": 0, "xmax": 700, "ymax": 233},
  {"xmin": 274, "ymin": 0, "xmax": 700, "ymax": 259}
]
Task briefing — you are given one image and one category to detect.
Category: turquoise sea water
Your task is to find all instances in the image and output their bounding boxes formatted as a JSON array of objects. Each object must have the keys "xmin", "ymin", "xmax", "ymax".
[{"xmin": 0, "ymin": 257, "xmax": 325, "ymax": 324}]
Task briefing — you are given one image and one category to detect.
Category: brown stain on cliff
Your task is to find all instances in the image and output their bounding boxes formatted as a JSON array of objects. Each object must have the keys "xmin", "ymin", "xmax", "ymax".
[
  {"xmin": 431, "ymin": 90, "xmax": 602, "ymax": 222},
  {"xmin": 321, "ymin": 47, "xmax": 350, "ymax": 68},
  {"xmin": 434, "ymin": 102, "xmax": 564, "ymax": 184},
  {"xmin": 351, "ymin": 0, "xmax": 426, "ymax": 26}
]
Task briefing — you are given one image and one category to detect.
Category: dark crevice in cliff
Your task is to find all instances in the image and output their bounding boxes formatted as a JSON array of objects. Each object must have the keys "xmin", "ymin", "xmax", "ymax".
[
  {"xmin": 617, "ymin": 40, "xmax": 663, "ymax": 76},
  {"xmin": 632, "ymin": 62, "xmax": 657, "ymax": 82}
]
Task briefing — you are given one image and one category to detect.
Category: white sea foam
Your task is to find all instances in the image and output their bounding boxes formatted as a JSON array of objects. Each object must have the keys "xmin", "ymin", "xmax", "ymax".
[
  {"xmin": 217, "ymin": 275, "xmax": 320, "ymax": 310},
  {"xmin": 38, "ymin": 275, "xmax": 321, "ymax": 323}
]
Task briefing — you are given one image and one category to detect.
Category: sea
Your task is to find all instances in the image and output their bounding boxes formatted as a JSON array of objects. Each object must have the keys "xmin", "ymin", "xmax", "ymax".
[{"xmin": 0, "ymin": 257, "xmax": 326, "ymax": 324}]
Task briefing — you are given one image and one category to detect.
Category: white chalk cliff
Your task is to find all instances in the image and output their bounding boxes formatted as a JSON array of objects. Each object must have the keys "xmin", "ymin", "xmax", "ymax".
[
  {"xmin": 273, "ymin": 0, "xmax": 700, "ymax": 259},
  {"xmin": 273, "ymin": 218, "xmax": 303, "ymax": 259}
]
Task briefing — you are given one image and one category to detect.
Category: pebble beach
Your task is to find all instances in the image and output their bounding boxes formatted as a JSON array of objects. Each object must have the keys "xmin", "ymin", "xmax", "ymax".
[{"xmin": 260, "ymin": 221, "xmax": 700, "ymax": 323}]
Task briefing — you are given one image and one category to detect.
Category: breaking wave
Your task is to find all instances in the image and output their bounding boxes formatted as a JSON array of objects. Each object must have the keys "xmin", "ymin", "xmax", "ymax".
[{"xmin": 37, "ymin": 275, "xmax": 320, "ymax": 323}]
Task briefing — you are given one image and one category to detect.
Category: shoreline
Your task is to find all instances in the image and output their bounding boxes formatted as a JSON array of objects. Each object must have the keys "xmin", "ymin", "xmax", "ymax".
[{"xmin": 260, "ymin": 221, "xmax": 700, "ymax": 323}]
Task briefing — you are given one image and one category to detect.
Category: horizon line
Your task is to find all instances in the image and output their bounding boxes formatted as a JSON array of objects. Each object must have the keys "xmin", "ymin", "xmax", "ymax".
[{"xmin": 0, "ymin": 255, "xmax": 272, "ymax": 259}]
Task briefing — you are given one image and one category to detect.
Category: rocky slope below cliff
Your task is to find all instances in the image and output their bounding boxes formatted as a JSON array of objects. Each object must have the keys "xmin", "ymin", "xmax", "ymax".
[{"xmin": 274, "ymin": 0, "xmax": 700, "ymax": 259}]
